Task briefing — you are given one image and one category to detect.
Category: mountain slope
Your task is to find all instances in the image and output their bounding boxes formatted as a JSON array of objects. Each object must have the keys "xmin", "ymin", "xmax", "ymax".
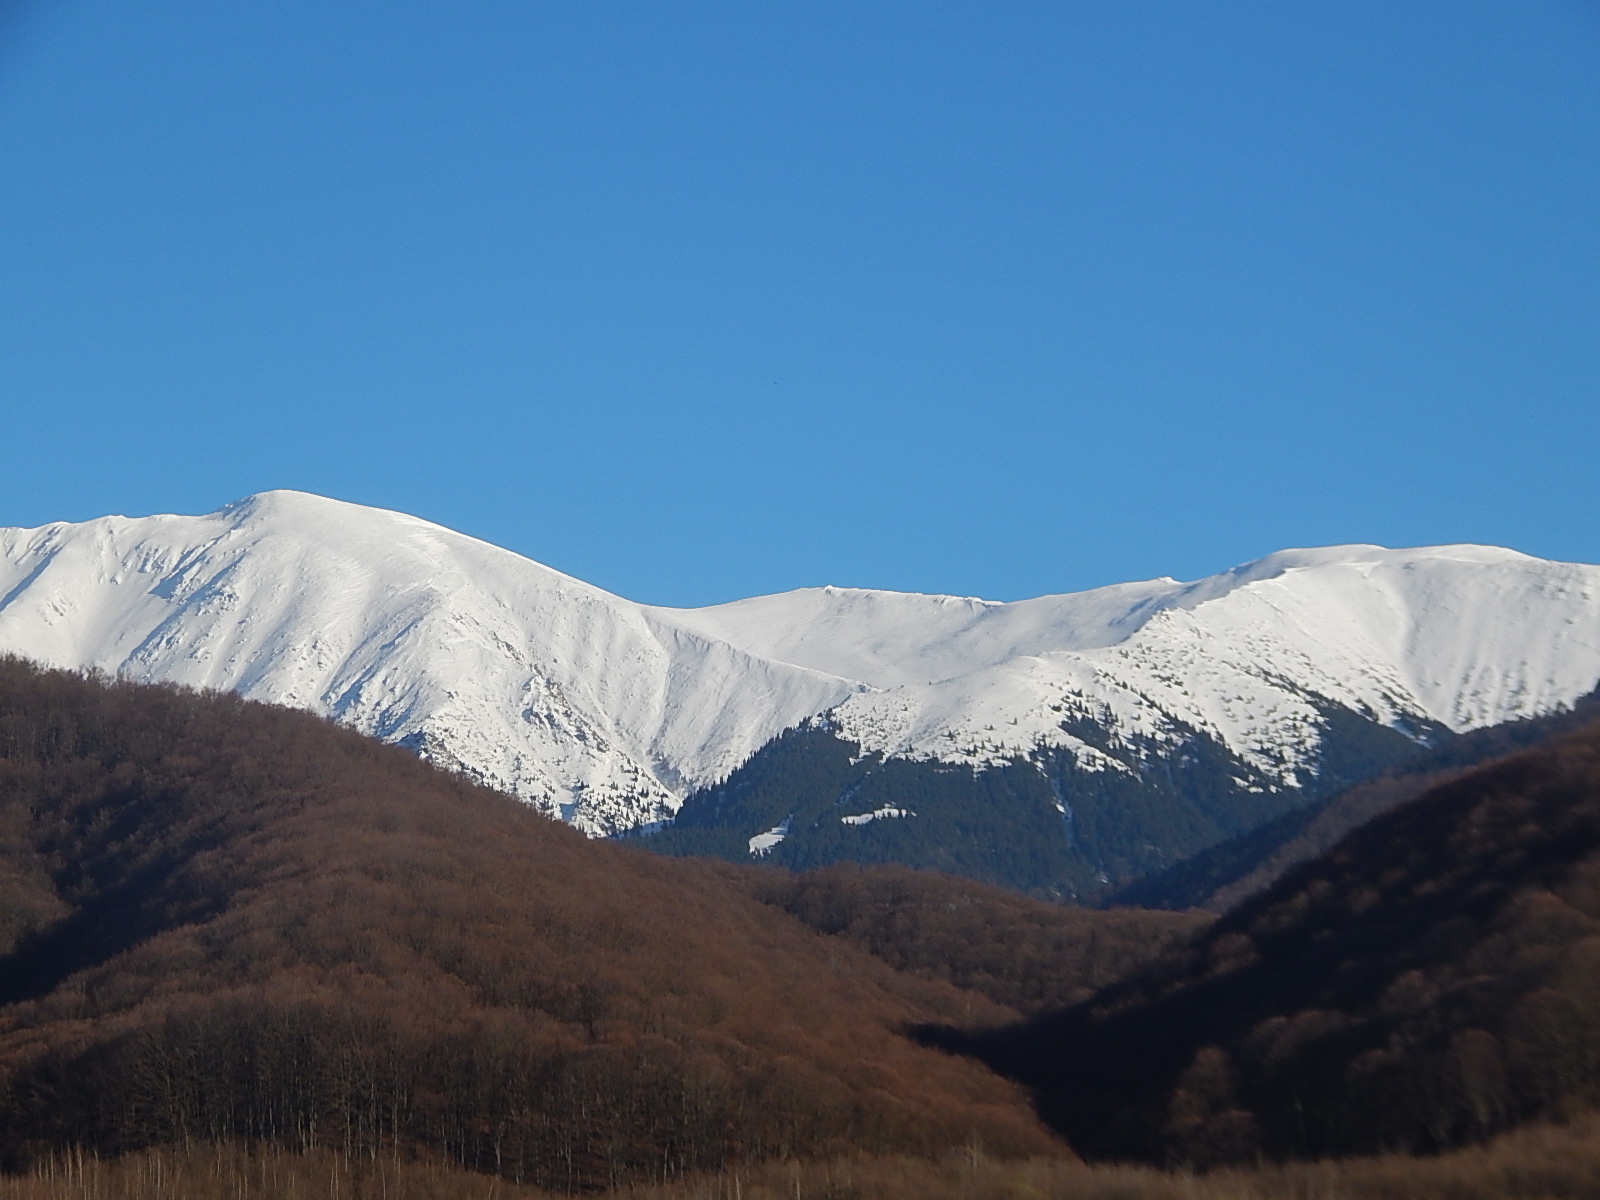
[
  {"xmin": 640, "ymin": 705, "xmax": 1428, "ymax": 898},
  {"xmin": 0, "ymin": 491, "xmax": 859, "ymax": 833},
  {"xmin": 2, "ymin": 494, "xmax": 1597, "ymax": 872},
  {"xmin": 745, "ymin": 862, "xmax": 1209, "ymax": 1015},
  {"xmin": 1111, "ymin": 686, "xmax": 1600, "ymax": 911},
  {"xmin": 942, "ymin": 712, "xmax": 1600, "ymax": 1163},
  {"xmin": 0, "ymin": 658, "xmax": 1058, "ymax": 1184},
  {"xmin": 646, "ymin": 546, "xmax": 1600, "ymax": 893},
  {"xmin": 678, "ymin": 545, "xmax": 1600, "ymax": 781}
]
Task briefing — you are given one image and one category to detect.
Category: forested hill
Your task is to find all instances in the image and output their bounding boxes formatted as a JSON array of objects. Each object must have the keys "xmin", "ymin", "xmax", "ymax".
[
  {"xmin": 0, "ymin": 658, "xmax": 1061, "ymax": 1186},
  {"xmin": 748, "ymin": 863, "xmax": 1206, "ymax": 1016},
  {"xmin": 941, "ymin": 710, "xmax": 1600, "ymax": 1165}
]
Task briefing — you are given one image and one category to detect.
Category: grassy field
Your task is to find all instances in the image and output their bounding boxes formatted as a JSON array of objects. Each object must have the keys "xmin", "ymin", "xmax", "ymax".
[{"xmin": 8, "ymin": 1113, "xmax": 1600, "ymax": 1200}]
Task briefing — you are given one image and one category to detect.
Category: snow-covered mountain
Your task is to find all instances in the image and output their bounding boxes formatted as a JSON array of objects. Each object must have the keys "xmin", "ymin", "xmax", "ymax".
[
  {"xmin": 0, "ymin": 492, "xmax": 859, "ymax": 833},
  {"xmin": 1, "ymin": 493, "xmax": 1597, "ymax": 855},
  {"xmin": 677, "ymin": 544, "xmax": 1600, "ymax": 787}
]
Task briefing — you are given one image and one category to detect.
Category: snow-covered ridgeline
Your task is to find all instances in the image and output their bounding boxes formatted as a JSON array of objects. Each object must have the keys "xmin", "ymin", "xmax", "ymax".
[
  {"xmin": 665, "ymin": 545, "xmax": 1600, "ymax": 785},
  {"xmin": 0, "ymin": 492, "xmax": 859, "ymax": 833},
  {"xmin": 0, "ymin": 492, "xmax": 1597, "ymax": 833}
]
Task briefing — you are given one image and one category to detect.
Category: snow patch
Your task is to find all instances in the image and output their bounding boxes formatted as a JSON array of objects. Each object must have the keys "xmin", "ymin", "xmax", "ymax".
[
  {"xmin": 748, "ymin": 818, "xmax": 791, "ymax": 856},
  {"xmin": 840, "ymin": 806, "xmax": 915, "ymax": 826}
]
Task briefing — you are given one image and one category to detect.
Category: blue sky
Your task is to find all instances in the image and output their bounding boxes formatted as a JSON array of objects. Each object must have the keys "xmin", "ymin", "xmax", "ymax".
[{"xmin": 1, "ymin": 1, "xmax": 1597, "ymax": 606}]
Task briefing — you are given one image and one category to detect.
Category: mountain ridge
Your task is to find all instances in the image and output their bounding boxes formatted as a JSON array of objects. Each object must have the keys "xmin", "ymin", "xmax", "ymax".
[{"xmin": 2, "ymin": 491, "xmax": 1596, "ymax": 856}]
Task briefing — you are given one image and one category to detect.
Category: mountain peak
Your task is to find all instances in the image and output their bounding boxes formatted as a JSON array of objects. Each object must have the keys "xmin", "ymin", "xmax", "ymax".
[{"xmin": 0, "ymin": 493, "xmax": 1595, "ymax": 845}]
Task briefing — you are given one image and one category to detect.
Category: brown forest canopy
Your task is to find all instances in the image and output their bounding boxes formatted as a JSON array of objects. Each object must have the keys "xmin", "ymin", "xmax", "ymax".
[
  {"xmin": 747, "ymin": 862, "xmax": 1206, "ymax": 1016},
  {"xmin": 948, "ymin": 712, "xmax": 1600, "ymax": 1165},
  {"xmin": 0, "ymin": 658, "xmax": 1067, "ymax": 1187}
]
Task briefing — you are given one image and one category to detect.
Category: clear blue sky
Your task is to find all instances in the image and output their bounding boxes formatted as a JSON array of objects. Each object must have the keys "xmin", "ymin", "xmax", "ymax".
[{"xmin": 1, "ymin": 1, "xmax": 1597, "ymax": 606}]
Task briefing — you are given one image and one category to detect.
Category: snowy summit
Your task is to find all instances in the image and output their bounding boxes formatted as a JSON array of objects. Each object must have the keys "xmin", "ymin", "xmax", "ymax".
[{"xmin": 0, "ymin": 491, "xmax": 1597, "ymax": 835}]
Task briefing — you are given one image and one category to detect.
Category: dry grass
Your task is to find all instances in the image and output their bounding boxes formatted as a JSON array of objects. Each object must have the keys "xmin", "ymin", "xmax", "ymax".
[
  {"xmin": 0, "ymin": 1143, "xmax": 556, "ymax": 1200},
  {"xmin": 631, "ymin": 1119, "xmax": 1600, "ymax": 1200},
  {"xmin": 9, "ymin": 1115, "xmax": 1600, "ymax": 1200}
]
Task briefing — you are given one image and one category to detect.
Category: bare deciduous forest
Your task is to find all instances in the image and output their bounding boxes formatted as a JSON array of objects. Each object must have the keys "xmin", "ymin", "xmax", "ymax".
[
  {"xmin": 0, "ymin": 660, "xmax": 1060, "ymax": 1189},
  {"xmin": 9, "ymin": 656, "xmax": 1600, "ymax": 1197},
  {"xmin": 746, "ymin": 863, "xmax": 1206, "ymax": 1014}
]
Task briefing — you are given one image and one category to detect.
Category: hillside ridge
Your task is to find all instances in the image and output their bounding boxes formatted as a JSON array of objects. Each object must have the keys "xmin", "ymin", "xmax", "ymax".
[
  {"xmin": 937, "ymin": 711, "xmax": 1600, "ymax": 1163},
  {"xmin": 0, "ymin": 657, "xmax": 1059, "ymax": 1185}
]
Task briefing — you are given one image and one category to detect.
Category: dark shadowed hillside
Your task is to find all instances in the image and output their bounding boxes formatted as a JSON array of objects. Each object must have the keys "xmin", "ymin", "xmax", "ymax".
[
  {"xmin": 636, "ymin": 710, "xmax": 1433, "ymax": 901},
  {"xmin": 937, "ymin": 713, "xmax": 1600, "ymax": 1164},
  {"xmin": 1114, "ymin": 686, "xmax": 1600, "ymax": 913},
  {"xmin": 0, "ymin": 659, "xmax": 1060, "ymax": 1187},
  {"xmin": 746, "ymin": 863, "xmax": 1208, "ymax": 1015}
]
